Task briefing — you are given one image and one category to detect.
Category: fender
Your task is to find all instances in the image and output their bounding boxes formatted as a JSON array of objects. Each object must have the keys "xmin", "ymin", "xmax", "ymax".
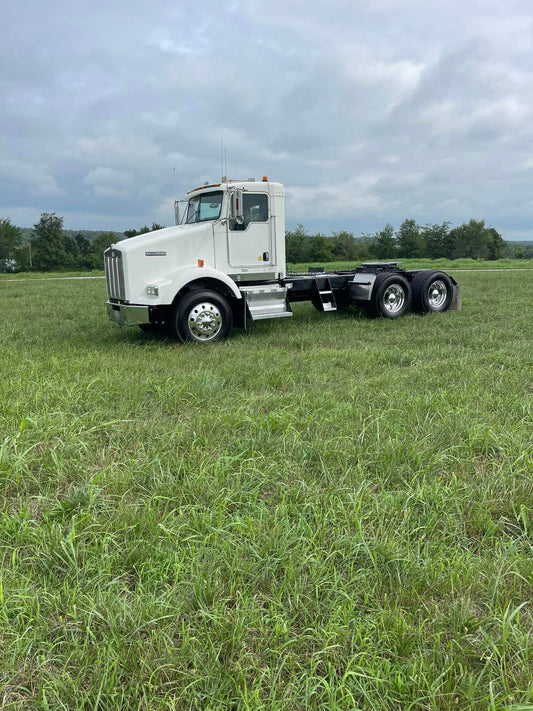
[{"xmin": 145, "ymin": 265, "xmax": 242, "ymax": 306}]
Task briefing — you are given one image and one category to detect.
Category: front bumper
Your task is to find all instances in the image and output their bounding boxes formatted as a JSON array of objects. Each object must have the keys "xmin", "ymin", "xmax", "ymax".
[{"xmin": 106, "ymin": 301, "xmax": 149, "ymax": 328}]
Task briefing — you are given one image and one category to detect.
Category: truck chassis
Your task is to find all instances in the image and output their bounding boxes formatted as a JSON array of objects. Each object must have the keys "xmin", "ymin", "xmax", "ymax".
[{"xmin": 107, "ymin": 262, "xmax": 460, "ymax": 343}]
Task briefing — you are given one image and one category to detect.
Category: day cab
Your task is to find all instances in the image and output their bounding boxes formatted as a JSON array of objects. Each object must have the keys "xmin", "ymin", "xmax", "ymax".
[{"xmin": 105, "ymin": 177, "xmax": 460, "ymax": 342}]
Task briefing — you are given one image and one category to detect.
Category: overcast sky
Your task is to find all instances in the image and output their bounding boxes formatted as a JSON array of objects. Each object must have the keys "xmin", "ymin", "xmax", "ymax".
[{"xmin": 1, "ymin": 0, "xmax": 532, "ymax": 239}]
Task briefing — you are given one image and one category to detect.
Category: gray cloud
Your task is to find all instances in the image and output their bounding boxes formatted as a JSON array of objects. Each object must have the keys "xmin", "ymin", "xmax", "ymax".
[{"xmin": 1, "ymin": 0, "xmax": 532, "ymax": 238}]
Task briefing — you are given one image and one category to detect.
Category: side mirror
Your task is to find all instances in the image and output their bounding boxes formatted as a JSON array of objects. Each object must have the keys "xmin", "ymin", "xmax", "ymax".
[
  {"xmin": 174, "ymin": 200, "xmax": 180, "ymax": 225},
  {"xmin": 231, "ymin": 190, "xmax": 244, "ymax": 225}
]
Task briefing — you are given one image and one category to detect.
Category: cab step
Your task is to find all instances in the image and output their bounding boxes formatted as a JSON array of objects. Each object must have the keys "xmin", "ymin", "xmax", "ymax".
[
  {"xmin": 240, "ymin": 284, "xmax": 293, "ymax": 321},
  {"xmin": 312, "ymin": 279, "xmax": 337, "ymax": 312}
]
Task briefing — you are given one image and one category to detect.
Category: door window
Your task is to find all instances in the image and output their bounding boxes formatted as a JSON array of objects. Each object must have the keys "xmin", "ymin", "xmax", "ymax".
[{"xmin": 230, "ymin": 194, "xmax": 268, "ymax": 231}]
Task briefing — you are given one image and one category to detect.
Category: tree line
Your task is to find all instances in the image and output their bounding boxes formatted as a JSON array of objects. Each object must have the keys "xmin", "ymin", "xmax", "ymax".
[
  {"xmin": 286, "ymin": 219, "xmax": 527, "ymax": 263},
  {"xmin": 0, "ymin": 214, "xmax": 164, "ymax": 273},
  {"xmin": 0, "ymin": 212, "xmax": 530, "ymax": 273}
]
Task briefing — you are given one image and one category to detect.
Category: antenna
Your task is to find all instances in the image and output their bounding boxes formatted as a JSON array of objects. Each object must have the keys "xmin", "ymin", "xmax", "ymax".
[
  {"xmin": 220, "ymin": 138, "xmax": 230, "ymax": 182},
  {"xmin": 173, "ymin": 167, "xmax": 180, "ymax": 225}
]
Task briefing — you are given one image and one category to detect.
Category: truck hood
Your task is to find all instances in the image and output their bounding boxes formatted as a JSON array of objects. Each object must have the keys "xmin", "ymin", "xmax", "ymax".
[
  {"xmin": 116, "ymin": 223, "xmax": 192, "ymax": 253},
  {"xmin": 114, "ymin": 222, "xmax": 217, "ymax": 302}
]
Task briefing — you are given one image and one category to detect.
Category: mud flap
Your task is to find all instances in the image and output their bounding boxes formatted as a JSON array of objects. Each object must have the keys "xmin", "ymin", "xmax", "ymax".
[{"xmin": 450, "ymin": 283, "xmax": 461, "ymax": 311}]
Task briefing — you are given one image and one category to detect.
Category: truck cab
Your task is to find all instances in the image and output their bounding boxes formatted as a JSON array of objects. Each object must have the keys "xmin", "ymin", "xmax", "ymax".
[
  {"xmin": 180, "ymin": 179, "xmax": 285, "ymax": 281},
  {"xmin": 106, "ymin": 177, "xmax": 289, "ymax": 339}
]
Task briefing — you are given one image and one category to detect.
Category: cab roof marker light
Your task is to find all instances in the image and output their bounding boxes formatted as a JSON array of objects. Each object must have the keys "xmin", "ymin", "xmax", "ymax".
[
  {"xmin": 187, "ymin": 183, "xmax": 221, "ymax": 194},
  {"xmin": 262, "ymin": 176, "xmax": 268, "ymax": 181}
]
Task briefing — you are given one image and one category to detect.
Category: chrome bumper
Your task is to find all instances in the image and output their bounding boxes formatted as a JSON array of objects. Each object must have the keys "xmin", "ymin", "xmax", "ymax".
[{"xmin": 106, "ymin": 301, "xmax": 149, "ymax": 328}]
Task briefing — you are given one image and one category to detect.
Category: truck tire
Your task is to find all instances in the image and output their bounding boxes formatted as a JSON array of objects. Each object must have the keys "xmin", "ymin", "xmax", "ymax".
[
  {"xmin": 367, "ymin": 273, "xmax": 411, "ymax": 318},
  {"xmin": 170, "ymin": 289, "xmax": 233, "ymax": 343},
  {"xmin": 411, "ymin": 271, "xmax": 453, "ymax": 313}
]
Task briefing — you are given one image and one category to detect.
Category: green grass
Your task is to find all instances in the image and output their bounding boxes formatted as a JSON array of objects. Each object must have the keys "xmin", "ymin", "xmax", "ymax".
[
  {"xmin": 0, "ymin": 271, "xmax": 532, "ymax": 710},
  {"xmin": 0, "ymin": 270, "xmax": 105, "ymax": 280}
]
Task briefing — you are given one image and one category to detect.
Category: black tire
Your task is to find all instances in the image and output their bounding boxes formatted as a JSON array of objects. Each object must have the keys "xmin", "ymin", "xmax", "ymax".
[
  {"xmin": 169, "ymin": 289, "xmax": 233, "ymax": 343},
  {"xmin": 367, "ymin": 273, "xmax": 412, "ymax": 318},
  {"xmin": 411, "ymin": 271, "xmax": 453, "ymax": 314}
]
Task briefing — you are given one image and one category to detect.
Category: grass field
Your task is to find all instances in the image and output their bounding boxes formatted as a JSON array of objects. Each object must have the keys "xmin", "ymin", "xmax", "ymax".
[{"xmin": 0, "ymin": 268, "xmax": 532, "ymax": 710}]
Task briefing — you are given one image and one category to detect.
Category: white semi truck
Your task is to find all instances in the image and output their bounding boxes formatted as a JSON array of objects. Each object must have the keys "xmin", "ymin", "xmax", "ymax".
[{"xmin": 105, "ymin": 177, "xmax": 460, "ymax": 342}]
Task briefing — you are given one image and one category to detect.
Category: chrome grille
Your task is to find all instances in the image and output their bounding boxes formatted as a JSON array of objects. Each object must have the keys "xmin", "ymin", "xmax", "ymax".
[{"xmin": 104, "ymin": 248, "xmax": 125, "ymax": 300}]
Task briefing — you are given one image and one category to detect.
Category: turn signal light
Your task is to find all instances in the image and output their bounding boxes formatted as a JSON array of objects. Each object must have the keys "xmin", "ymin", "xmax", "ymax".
[{"xmin": 198, "ymin": 259, "xmax": 204, "ymax": 267}]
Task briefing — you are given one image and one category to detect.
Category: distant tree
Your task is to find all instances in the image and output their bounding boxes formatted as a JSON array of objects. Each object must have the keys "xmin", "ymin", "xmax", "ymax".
[
  {"xmin": 372, "ymin": 223, "xmax": 396, "ymax": 260},
  {"xmin": 396, "ymin": 219, "xmax": 425, "ymax": 258},
  {"xmin": 13, "ymin": 244, "xmax": 31, "ymax": 271},
  {"xmin": 353, "ymin": 235, "xmax": 375, "ymax": 262},
  {"xmin": 70, "ymin": 233, "xmax": 93, "ymax": 269},
  {"xmin": 124, "ymin": 222, "xmax": 165, "ymax": 238},
  {"xmin": 331, "ymin": 231, "xmax": 358, "ymax": 261},
  {"xmin": 451, "ymin": 219, "xmax": 493, "ymax": 259},
  {"xmin": 285, "ymin": 223, "xmax": 308, "ymax": 263},
  {"xmin": 31, "ymin": 213, "xmax": 66, "ymax": 271},
  {"xmin": 485, "ymin": 227, "xmax": 506, "ymax": 260},
  {"xmin": 74, "ymin": 233, "xmax": 92, "ymax": 257},
  {"xmin": 89, "ymin": 231, "xmax": 120, "ymax": 269},
  {"xmin": 308, "ymin": 234, "xmax": 334, "ymax": 262},
  {"xmin": 124, "ymin": 227, "xmax": 145, "ymax": 238},
  {"xmin": 0, "ymin": 218, "xmax": 22, "ymax": 272},
  {"xmin": 421, "ymin": 222, "xmax": 452, "ymax": 259},
  {"xmin": 62, "ymin": 234, "xmax": 80, "ymax": 268}
]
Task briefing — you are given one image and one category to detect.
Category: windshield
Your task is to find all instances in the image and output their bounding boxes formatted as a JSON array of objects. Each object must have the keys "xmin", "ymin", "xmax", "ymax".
[{"xmin": 185, "ymin": 191, "xmax": 223, "ymax": 224}]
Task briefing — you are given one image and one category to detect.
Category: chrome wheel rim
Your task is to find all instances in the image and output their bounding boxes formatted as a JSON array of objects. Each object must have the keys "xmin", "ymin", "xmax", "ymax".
[
  {"xmin": 382, "ymin": 284, "xmax": 406, "ymax": 314},
  {"xmin": 187, "ymin": 302, "xmax": 222, "ymax": 341},
  {"xmin": 428, "ymin": 280, "xmax": 447, "ymax": 309}
]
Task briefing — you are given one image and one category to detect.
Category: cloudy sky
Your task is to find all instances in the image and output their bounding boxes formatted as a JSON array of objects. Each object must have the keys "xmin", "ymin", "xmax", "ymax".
[{"xmin": 1, "ymin": 0, "xmax": 532, "ymax": 239}]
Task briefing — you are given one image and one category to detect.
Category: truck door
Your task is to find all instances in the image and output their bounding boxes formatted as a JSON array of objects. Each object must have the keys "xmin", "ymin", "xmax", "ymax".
[{"xmin": 227, "ymin": 193, "xmax": 272, "ymax": 269}]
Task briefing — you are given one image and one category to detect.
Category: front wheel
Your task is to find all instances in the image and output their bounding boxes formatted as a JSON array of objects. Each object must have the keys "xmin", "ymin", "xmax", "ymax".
[
  {"xmin": 411, "ymin": 271, "xmax": 453, "ymax": 313},
  {"xmin": 367, "ymin": 274, "xmax": 412, "ymax": 318},
  {"xmin": 169, "ymin": 289, "xmax": 233, "ymax": 343}
]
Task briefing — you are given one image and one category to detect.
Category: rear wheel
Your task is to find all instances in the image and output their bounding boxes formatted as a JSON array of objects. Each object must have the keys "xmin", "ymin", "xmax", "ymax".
[
  {"xmin": 411, "ymin": 271, "xmax": 453, "ymax": 313},
  {"xmin": 367, "ymin": 274, "xmax": 412, "ymax": 318},
  {"xmin": 169, "ymin": 289, "xmax": 233, "ymax": 343}
]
